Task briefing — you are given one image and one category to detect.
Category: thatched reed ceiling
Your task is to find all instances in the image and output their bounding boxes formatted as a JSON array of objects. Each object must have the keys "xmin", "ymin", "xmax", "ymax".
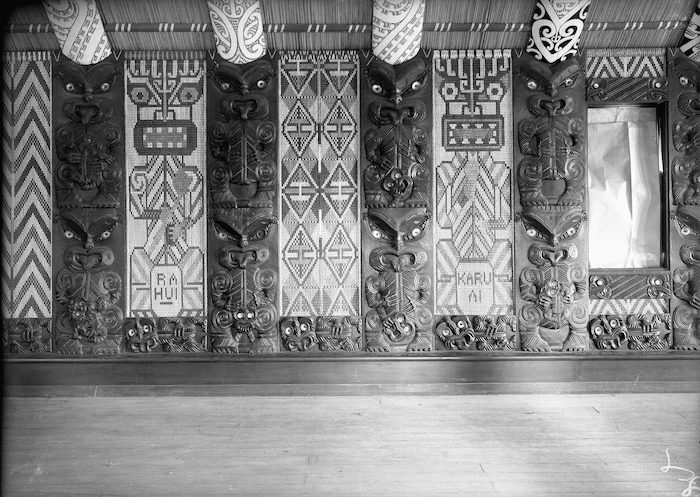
[{"xmin": 3, "ymin": 0, "xmax": 699, "ymax": 53}]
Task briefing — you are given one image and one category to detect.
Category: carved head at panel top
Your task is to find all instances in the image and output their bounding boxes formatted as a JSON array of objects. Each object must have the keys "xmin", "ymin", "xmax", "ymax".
[
  {"xmin": 366, "ymin": 57, "xmax": 429, "ymax": 106},
  {"xmin": 57, "ymin": 57, "xmax": 119, "ymax": 104},
  {"xmin": 212, "ymin": 60, "xmax": 274, "ymax": 120},
  {"xmin": 364, "ymin": 208, "xmax": 431, "ymax": 251},
  {"xmin": 672, "ymin": 51, "xmax": 700, "ymax": 92},
  {"xmin": 519, "ymin": 205, "xmax": 585, "ymax": 246},
  {"xmin": 518, "ymin": 57, "xmax": 581, "ymax": 101}
]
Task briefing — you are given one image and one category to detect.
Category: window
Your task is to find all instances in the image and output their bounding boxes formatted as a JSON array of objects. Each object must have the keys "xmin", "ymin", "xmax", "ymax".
[{"xmin": 587, "ymin": 106, "xmax": 665, "ymax": 269}]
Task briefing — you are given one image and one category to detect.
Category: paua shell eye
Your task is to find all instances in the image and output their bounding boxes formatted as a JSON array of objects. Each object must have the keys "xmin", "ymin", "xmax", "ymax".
[
  {"xmin": 99, "ymin": 82, "xmax": 111, "ymax": 91},
  {"xmin": 526, "ymin": 79, "xmax": 539, "ymax": 90},
  {"xmin": 65, "ymin": 82, "xmax": 75, "ymax": 92},
  {"xmin": 371, "ymin": 84, "xmax": 383, "ymax": 94},
  {"xmin": 680, "ymin": 76, "xmax": 691, "ymax": 86},
  {"xmin": 456, "ymin": 320, "xmax": 467, "ymax": 329},
  {"xmin": 64, "ymin": 230, "xmax": 74, "ymax": 239},
  {"xmin": 410, "ymin": 227, "xmax": 422, "ymax": 237},
  {"xmin": 100, "ymin": 230, "xmax": 111, "ymax": 239},
  {"xmin": 246, "ymin": 312, "xmax": 254, "ymax": 319},
  {"xmin": 256, "ymin": 80, "xmax": 266, "ymax": 89},
  {"xmin": 563, "ymin": 78, "xmax": 575, "ymax": 87},
  {"xmin": 127, "ymin": 327, "xmax": 136, "ymax": 337},
  {"xmin": 235, "ymin": 311, "xmax": 244, "ymax": 319},
  {"xmin": 300, "ymin": 322, "xmax": 309, "ymax": 332},
  {"xmin": 220, "ymin": 81, "xmax": 231, "ymax": 91},
  {"xmin": 411, "ymin": 80, "xmax": 421, "ymax": 91},
  {"xmin": 371, "ymin": 229, "xmax": 383, "ymax": 239}
]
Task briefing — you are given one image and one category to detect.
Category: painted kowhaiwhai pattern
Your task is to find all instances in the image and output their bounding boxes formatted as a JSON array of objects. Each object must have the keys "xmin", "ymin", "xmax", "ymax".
[
  {"xmin": 279, "ymin": 51, "xmax": 360, "ymax": 317},
  {"xmin": 372, "ymin": 0, "xmax": 425, "ymax": 65},
  {"xmin": 125, "ymin": 57, "xmax": 206, "ymax": 318},
  {"xmin": 1, "ymin": 55, "xmax": 52, "ymax": 320},
  {"xmin": 586, "ymin": 49, "xmax": 666, "ymax": 78},
  {"xmin": 433, "ymin": 50, "xmax": 514, "ymax": 316}
]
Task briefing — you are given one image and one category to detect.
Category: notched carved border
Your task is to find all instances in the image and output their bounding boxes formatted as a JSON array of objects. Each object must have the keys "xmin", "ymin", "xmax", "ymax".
[
  {"xmin": 587, "ymin": 77, "xmax": 668, "ymax": 102},
  {"xmin": 280, "ymin": 316, "xmax": 362, "ymax": 352},
  {"xmin": 589, "ymin": 274, "xmax": 671, "ymax": 300},
  {"xmin": 435, "ymin": 315, "xmax": 516, "ymax": 351},
  {"xmin": 589, "ymin": 313, "xmax": 671, "ymax": 350},
  {"xmin": 124, "ymin": 317, "xmax": 207, "ymax": 353},
  {"xmin": 2, "ymin": 318, "xmax": 52, "ymax": 354}
]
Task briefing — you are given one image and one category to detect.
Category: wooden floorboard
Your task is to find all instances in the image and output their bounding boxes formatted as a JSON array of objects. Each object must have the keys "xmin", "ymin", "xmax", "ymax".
[{"xmin": 2, "ymin": 393, "xmax": 699, "ymax": 496}]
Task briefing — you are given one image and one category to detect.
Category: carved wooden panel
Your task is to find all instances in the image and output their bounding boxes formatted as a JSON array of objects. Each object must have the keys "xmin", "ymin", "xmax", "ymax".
[
  {"xmin": 589, "ymin": 313, "xmax": 671, "ymax": 350},
  {"xmin": 207, "ymin": 53, "xmax": 279, "ymax": 354},
  {"xmin": 3, "ymin": 318, "xmax": 52, "ymax": 354},
  {"xmin": 435, "ymin": 315, "xmax": 515, "ymax": 351},
  {"xmin": 52, "ymin": 54, "xmax": 125, "ymax": 355},
  {"xmin": 360, "ymin": 52, "xmax": 434, "ymax": 352},
  {"xmin": 513, "ymin": 53, "xmax": 589, "ymax": 352},
  {"xmin": 589, "ymin": 274, "xmax": 671, "ymax": 300},
  {"xmin": 280, "ymin": 315, "xmax": 362, "ymax": 352},
  {"xmin": 669, "ymin": 49, "xmax": 700, "ymax": 350},
  {"xmin": 124, "ymin": 317, "xmax": 206, "ymax": 353}
]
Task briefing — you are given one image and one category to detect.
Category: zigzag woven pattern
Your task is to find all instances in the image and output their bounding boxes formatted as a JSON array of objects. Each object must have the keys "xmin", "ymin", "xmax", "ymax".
[
  {"xmin": 586, "ymin": 49, "xmax": 666, "ymax": 78},
  {"xmin": 433, "ymin": 51, "xmax": 514, "ymax": 315},
  {"xmin": 125, "ymin": 57, "xmax": 207, "ymax": 318},
  {"xmin": 1, "ymin": 58, "xmax": 12, "ymax": 319},
  {"xmin": 590, "ymin": 298, "xmax": 668, "ymax": 315},
  {"xmin": 279, "ymin": 51, "xmax": 361, "ymax": 317},
  {"xmin": 2, "ymin": 55, "xmax": 52, "ymax": 319}
]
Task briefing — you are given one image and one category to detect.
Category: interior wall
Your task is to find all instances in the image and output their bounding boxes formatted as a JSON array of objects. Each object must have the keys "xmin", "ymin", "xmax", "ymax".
[{"xmin": 0, "ymin": 47, "xmax": 692, "ymax": 357}]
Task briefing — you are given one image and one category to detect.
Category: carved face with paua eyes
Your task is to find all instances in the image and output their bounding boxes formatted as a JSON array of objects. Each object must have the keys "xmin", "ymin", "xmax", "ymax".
[
  {"xmin": 673, "ymin": 205, "xmax": 700, "ymax": 239},
  {"xmin": 672, "ymin": 52, "xmax": 700, "ymax": 92},
  {"xmin": 366, "ymin": 57, "xmax": 429, "ymax": 106},
  {"xmin": 212, "ymin": 60, "xmax": 274, "ymax": 120},
  {"xmin": 58, "ymin": 58, "xmax": 119, "ymax": 103},
  {"xmin": 212, "ymin": 210, "xmax": 277, "ymax": 249},
  {"xmin": 57, "ymin": 210, "xmax": 120, "ymax": 250},
  {"xmin": 519, "ymin": 206, "xmax": 585, "ymax": 246},
  {"xmin": 364, "ymin": 208, "xmax": 431, "ymax": 251},
  {"xmin": 519, "ymin": 57, "xmax": 580, "ymax": 98}
]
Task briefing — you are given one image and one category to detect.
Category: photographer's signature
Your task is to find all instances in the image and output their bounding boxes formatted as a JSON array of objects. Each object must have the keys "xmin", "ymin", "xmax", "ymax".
[{"xmin": 662, "ymin": 448, "xmax": 700, "ymax": 496}]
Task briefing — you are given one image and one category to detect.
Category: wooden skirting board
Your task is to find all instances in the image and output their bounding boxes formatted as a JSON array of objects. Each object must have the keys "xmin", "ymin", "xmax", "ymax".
[{"xmin": 3, "ymin": 352, "xmax": 699, "ymax": 396}]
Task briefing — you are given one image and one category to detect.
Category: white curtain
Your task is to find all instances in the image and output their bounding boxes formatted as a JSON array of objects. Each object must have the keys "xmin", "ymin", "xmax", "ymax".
[{"xmin": 587, "ymin": 107, "xmax": 661, "ymax": 268}]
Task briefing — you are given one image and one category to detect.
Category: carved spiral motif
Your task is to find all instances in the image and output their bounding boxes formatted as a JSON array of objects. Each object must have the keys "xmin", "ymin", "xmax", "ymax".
[
  {"xmin": 564, "ymin": 157, "xmax": 585, "ymax": 184},
  {"xmin": 254, "ymin": 267, "xmax": 276, "ymax": 290},
  {"xmin": 567, "ymin": 263, "xmax": 586, "ymax": 284},
  {"xmin": 211, "ymin": 307, "xmax": 234, "ymax": 332},
  {"xmin": 673, "ymin": 303, "xmax": 697, "ymax": 330},
  {"xmin": 256, "ymin": 122, "xmax": 276, "ymax": 144},
  {"xmin": 568, "ymin": 301, "xmax": 588, "ymax": 329},
  {"xmin": 519, "ymin": 303, "xmax": 544, "ymax": 329},
  {"xmin": 211, "ymin": 270, "xmax": 234, "ymax": 293},
  {"xmin": 209, "ymin": 161, "xmax": 230, "ymax": 189}
]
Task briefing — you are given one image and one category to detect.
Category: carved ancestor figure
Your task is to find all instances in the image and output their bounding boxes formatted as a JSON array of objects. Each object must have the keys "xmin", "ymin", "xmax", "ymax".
[
  {"xmin": 53, "ymin": 55, "xmax": 124, "ymax": 354},
  {"xmin": 670, "ymin": 51, "xmax": 700, "ymax": 350},
  {"xmin": 209, "ymin": 60, "xmax": 276, "ymax": 208},
  {"xmin": 361, "ymin": 54, "xmax": 434, "ymax": 352},
  {"xmin": 54, "ymin": 58, "xmax": 122, "ymax": 208},
  {"xmin": 207, "ymin": 56, "xmax": 279, "ymax": 353},
  {"xmin": 515, "ymin": 55, "xmax": 588, "ymax": 352}
]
